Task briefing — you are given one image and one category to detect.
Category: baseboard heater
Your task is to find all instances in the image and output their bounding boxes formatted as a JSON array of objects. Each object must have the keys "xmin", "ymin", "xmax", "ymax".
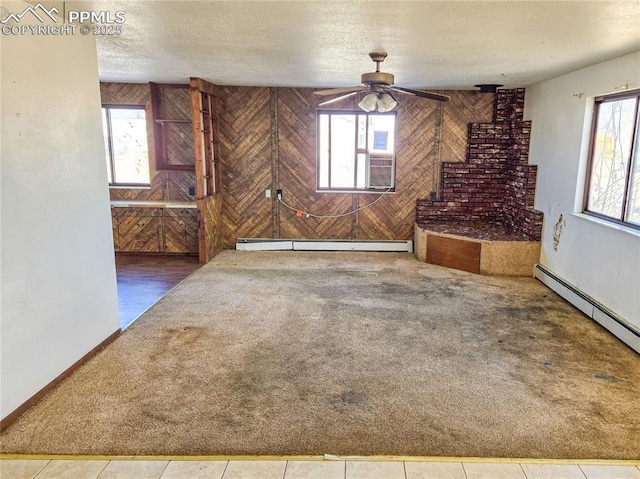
[
  {"xmin": 533, "ymin": 264, "xmax": 639, "ymax": 354},
  {"xmin": 236, "ymin": 238, "xmax": 413, "ymax": 253}
]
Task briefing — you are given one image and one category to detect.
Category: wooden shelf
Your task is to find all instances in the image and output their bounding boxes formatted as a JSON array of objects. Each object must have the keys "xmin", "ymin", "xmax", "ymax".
[{"xmin": 150, "ymin": 82, "xmax": 195, "ymax": 172}]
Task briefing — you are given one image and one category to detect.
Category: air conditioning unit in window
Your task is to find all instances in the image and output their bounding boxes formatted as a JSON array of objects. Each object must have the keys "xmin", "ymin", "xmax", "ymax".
[{"xmin": 366, "ymin": 153, "xmax": 395, "ymax": 189}]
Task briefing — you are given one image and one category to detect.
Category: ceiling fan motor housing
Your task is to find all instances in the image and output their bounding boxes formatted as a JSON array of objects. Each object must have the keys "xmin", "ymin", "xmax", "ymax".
[{"xmin": 361, "ymin": 71, "xmax": 395, "ymax": 86}]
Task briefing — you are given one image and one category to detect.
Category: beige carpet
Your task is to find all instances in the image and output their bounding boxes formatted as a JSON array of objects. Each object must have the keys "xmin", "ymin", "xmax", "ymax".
[{"xmin": 2, "ymin": 251, "xmax": 639, "ymax": 458}]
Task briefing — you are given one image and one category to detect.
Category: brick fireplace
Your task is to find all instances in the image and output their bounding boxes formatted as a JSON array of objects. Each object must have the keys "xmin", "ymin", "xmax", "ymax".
[{"xmin": 414, "ymin": 89, "xmax": 543, "ymax": 275}]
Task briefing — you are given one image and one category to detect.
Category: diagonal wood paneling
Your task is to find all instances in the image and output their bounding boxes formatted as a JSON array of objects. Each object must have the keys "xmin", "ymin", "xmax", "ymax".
[
  {"xmin": 103, "ymin": 83, "xmax": 197, "ymax": 255},
  {"xmin": 103, "ymin": 84, "xmax": 494, "ymax": 251},
  {"xmin": 163, "ymin": 208, "xmax": 198, "ymax": 253},
  {"xmin": 441, "ymin": 90, "xmax": 495, "ymax": 162},
  {"xmin": 100, "ymin": 82, "xmax": 149, "ymax": 105},
  {"xmin": 163, "ymin": 122, "xmax": 195, "ymax": 167},
  {"xmin": 357, "ymin": 90, "xmax": 494, "ymax": 241},
  {"xmin": 112, "ymin": 206, "xmax": 198, "ymax": 254},
  {"xmin": 218, "ymin": 86, "xmax": 273, "ymax": 248},
  {"xmin": 155, "ymin": 85, "xmax": 194, "ymax": 169},
  {"xmin": 112, "ymin": 207, "xmax": 162, "ymax": 252},
  {"xmin": 160, "ymin": 87, "xmax": 191, "ymax": 120},
  {"xmin": 277, "ymin": 88, "xmax": 354, "ymax": 239},
  {"xmin": 357, "ymin": 95, "xmax": 439, "ymax": 240},
  {"xmin": 216, "ymin": 87, "xmax": 495, "ymax": 245},
  {"xmin": 202, "ymin": 195, "xmax": 223, "ymax": 260},
  {"xmin": 101, "ymin": 82, "xmax": 195, "ymax": 203}
]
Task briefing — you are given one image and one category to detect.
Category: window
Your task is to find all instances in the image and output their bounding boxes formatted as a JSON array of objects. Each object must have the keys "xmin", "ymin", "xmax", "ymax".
[
  {"xmin": 317, "ymin": 110, "xmax": 396, "ymax": 192},
  {"xmin": 584, "ymin": 91, "xmax": 640, "ymax": 228},
  {"xmin": 102, "ymin": 105, "xmax": 151, "ymax": 186}
]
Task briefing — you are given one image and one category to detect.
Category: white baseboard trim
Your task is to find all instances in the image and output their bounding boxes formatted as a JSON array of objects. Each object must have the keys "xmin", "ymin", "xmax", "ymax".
[
  {"xmin": 533, "ymin": 264, "xmax": 639, "ymax": 354},
  {"xmin": 236, "ymin": 238, "xmax": 413, "ymax": 253},
  {"xmin": 235, "ymin": 240, "xmax": 294, "ymax": 251}
]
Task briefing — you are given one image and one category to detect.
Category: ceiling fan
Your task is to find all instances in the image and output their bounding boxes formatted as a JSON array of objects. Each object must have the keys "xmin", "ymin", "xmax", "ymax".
[{"xmin": 314, "ymin": 52, "xmax": 450, "ymax": 112}]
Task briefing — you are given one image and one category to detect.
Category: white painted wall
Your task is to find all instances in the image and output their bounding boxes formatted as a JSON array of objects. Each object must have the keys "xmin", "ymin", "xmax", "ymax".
[
  {"xmin": 525, "ymin": 52, "xmax": 640, "ymax": 331},
  {"xmin": 1, "ymin": 1, "xmax": 120, "ymax": 420}
]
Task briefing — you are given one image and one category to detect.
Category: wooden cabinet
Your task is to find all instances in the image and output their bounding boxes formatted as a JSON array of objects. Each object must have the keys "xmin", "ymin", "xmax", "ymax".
[
  {"xmin": 163, "ymin": 208, "xmax": 198, "ymax": 253},
  {"xmin": 111, "ymin": 206, "xmax": 197, "ymax": 254}
]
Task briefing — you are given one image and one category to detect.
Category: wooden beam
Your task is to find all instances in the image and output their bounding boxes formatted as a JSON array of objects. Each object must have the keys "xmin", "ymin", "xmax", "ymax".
[
  {"xmin": 191, "ymin": 77, "xmax": 221, "ymax": 97},
  {"xmin": 190, "ymin": 78, "xmax": 207, "ymax": 262}
]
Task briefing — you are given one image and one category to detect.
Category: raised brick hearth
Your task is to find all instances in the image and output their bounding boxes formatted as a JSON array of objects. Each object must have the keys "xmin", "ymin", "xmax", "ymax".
[
  {"xmin": 416, "ymin": 88, "xmax": 543, "ymax": 241},
  {"xmin": 415, "ymin": 89, "xmax": 543, "ymax": 276}
]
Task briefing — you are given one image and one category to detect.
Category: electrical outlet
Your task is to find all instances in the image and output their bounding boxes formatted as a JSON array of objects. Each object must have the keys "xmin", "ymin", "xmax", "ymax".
[
  {"xmin": 265, "ymin": 189, "xmax": 271, "ymax": 198},
  {"xmin": 277, "ymin": 189, "xmax": 283, "ymax": 199},
  {"xmin": 188, "ymin": 186, "xmax": 196, "ymax": 196}
]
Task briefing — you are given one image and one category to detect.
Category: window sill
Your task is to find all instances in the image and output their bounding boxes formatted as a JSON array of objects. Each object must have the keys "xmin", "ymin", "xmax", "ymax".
[
  {"xmin": 316, "ymin": 189, "xmax": 395, "ymax": 195},
  {"xmin": 571, "ymin": 213, "xmax": 640, "ymax": 239},
  {"xmin": 110, "ymin": 200, "xmax": 196, "ymax": 209},
  {"xmin": 109, "ymin": 185, "xmax": 151, "ymax": 190}
]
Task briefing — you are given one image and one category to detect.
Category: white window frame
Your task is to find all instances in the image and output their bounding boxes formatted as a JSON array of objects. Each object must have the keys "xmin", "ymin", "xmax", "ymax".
[
  {"xmin": 102, "ymin": 104, "xmax": 151, "ymax": 187},
  {"xmin": 316, "ymin": 110, "xmax": 397, "ymax": 193}
]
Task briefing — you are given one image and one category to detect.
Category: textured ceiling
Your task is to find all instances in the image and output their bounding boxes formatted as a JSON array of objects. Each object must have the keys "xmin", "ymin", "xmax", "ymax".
[{"xmin": 77, "ymin": 1, "xmax": 640, "ymax": 89}]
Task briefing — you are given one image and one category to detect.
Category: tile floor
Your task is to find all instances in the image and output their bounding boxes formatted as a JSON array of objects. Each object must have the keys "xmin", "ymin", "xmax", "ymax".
[{"xmin": 1, "ymin": 458, "xmax": 639, "ymax": 479}]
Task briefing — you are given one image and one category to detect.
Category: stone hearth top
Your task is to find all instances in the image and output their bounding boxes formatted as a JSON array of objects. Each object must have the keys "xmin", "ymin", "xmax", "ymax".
[{"xmin": 418, "ymin": 222, "xmax": 538, "ymax": 242}]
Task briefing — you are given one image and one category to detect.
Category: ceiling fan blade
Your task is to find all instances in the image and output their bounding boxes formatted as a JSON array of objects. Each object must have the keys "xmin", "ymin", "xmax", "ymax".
[
  {"xmin": 318, "ymin": 91, "xmax": 360, "ymax": 106},
  {"xmin": 388, "ymin": 86, "xmax": 451, "ymax": 102},
  {"xmin": 314, "ymin": 86, "xmax": 366, "ymax": 96}
]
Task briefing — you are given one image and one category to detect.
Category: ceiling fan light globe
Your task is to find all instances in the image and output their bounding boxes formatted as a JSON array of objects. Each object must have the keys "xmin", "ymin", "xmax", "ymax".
[
  {"xmin": 376, "ymin": 93, "xmax": 398, "ymax": 112},
  {"xmin": 358, "ymin": 93, "xmax": 378, "ymax": 112}
]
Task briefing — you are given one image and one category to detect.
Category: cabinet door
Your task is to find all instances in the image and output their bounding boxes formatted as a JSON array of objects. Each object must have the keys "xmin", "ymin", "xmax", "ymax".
[
  {"xmin": 163, "ymin": 208, "xmax": 198, "ymax": 253},
  {"xmin": 114, "ymin": 207, "xmax": 163, "ymax": 253}
]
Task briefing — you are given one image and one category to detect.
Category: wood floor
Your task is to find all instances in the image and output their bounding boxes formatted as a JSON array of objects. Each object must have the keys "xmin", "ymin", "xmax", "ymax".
[{"xmin": 115, "ymin": 254, "xmax": 200, "ymax": 329}]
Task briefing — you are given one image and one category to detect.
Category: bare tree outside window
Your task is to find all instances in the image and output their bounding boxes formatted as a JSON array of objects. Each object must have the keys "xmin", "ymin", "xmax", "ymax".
[
  {"xmin": 585, "ymin": 92, "xmax": 640, "ymax": 228},
  {"xmin": 102, "ymin": 105, "xmax": 151, "ymax": 186},
  {"xmin": 626, "ymin": 132, "xmax": 640, "ymax": 224}
]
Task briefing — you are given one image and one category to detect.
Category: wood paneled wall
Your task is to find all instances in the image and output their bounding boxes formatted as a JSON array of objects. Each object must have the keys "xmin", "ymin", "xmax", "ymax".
[
  {"xmin": 111, "ymin": 207, "xmax": 197, "ymax": 253},
  {"xmin": 100, "ymin": 82, "xmax": 195, "ymax": 203},
  {"xmin": 218, "ymin": 86, "xmax": 274, "ymax": 248},
  {"xmin": 277, "ymin": 88, "xmax": 355, "ymax": 241},
  {"xmin": 101, "ymin": 82, "xmax": 494, "ymax": 252},
  {"xmin": 200, "ymin": 195, "xmax": 224, "ymax": 261},
  {"xmin": 218, "ymin": 87, "xmax": 494, "ymax": 247},
  {"xmin": 102, "ymin": 83, "xmax": 198, "ymax": 255}
]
